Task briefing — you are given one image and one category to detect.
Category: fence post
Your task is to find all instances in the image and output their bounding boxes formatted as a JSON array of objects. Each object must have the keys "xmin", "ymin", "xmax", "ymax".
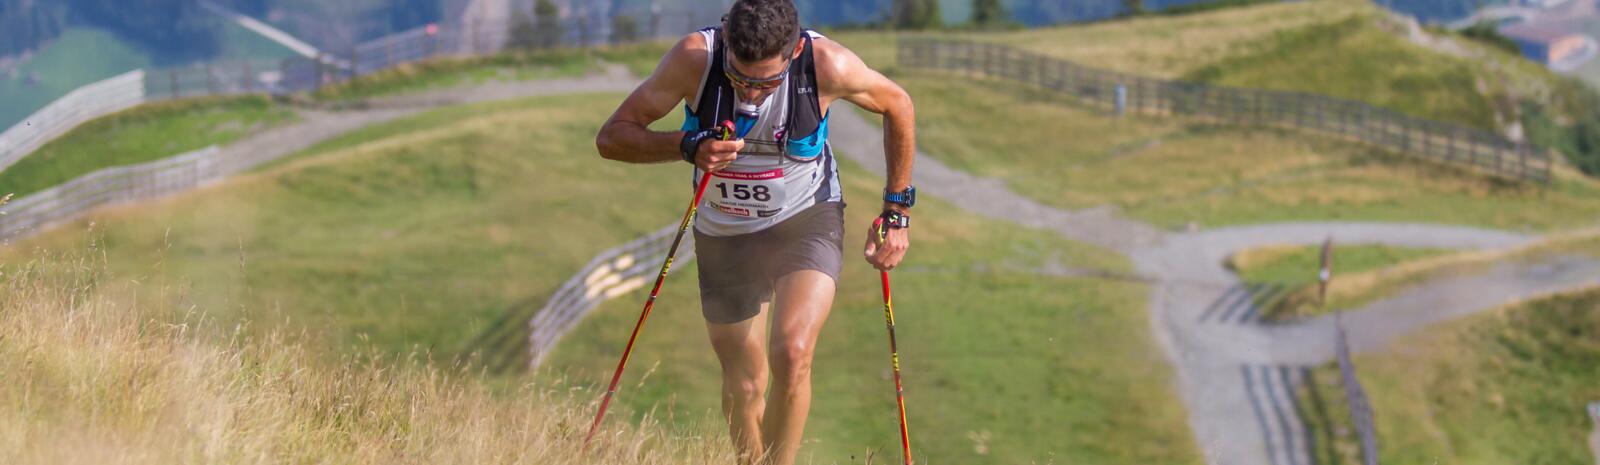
[
  {"xmin": 1518, "ymin": 144, "xmax": 1528, "ymax": 180},
  {"xmin": 473, "ymin": 19, "xmax": 484, "ymax": 54},
  {"xmin": 650, "ymin": 7, "xmax": 660, "ymax": 39},
  {"xmin": 170, "ymin": 71, "xmax": 179, "ymax": 98},
  {"xmin": 1294, "ymin": 93, "xmax": 1304, "ymax": 128},
  {"xmin": 1360, "ymin": 105, "xmax": 1370, "ymax": 145},
  {"xmin": 205, "ymin": 63, "xmax": 217, "ymax": 95},
  {"xmin": 350, "ymin": 46, "xmax": 359, "ymax": 80},
  {"xmin": 1252, "ymin": 89, "xmax": 1262, "ymax": 124},
  {"xmin": 1115, "ymin": 82, "xmax": 1127, "ymax": 117},
  {"xmin": 1402, "ymin": 118, "xmax": 1412, "ymax": 154},
  {"xmin": 1426, "ymin": 121, "xmax": 1436, "ymax": 158},
  {"xmin": 1545, "ymin": 148, "xmax": 1554, "ymax": 185},
  {"xmin": 580, "ymin": 12, "xmax": 592, "ymax": 48},
  {"xmin": 1446, "ymin": 126, "xmax": 1457, "ymax": 163},
  {"xmin": 243, "ymin": 61, "xmax": 253, "ymax": 93},
  {"xmin": 1312, "ymin": 95, "xmax": 1324, "ymax": 130},
  {"xmin": 313, "ymin": 54, "xmax": 324, "ymax": 91}
]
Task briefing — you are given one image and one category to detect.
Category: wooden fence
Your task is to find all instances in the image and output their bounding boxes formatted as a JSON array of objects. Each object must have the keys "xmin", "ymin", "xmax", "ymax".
[
  {"xmin": 525, "ymin": 224, "xmax": 694, "ymax": 368},
  {"xmin": 0, "ymin": 133, "xmax": 315, "ymax": 241},
  {"xmin": 1336, "ymin": 324, "xmax": 1380, "ymax": 465},
  {"xmin": 0, "ymin": 70, "xmax": 145, "ymax": 172},
  {"xmin": 898, "ymin": 38, "xmax": 1554, "ymax": 184},
  {"xmin": 0, "ymin": 145, "xmax": 216, "ymax": 240}
]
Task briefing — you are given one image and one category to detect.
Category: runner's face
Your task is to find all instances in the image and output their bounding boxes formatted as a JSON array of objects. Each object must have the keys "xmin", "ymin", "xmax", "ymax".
[{"xmin": 727, "ymin": 52, "xmax": 790, "ymax": 104}]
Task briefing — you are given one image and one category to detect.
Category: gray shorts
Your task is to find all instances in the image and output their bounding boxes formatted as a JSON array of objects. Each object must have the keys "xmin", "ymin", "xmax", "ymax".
[{"xmin": 693, "ymin": 201, "xmax": 845, "ymax": 324}]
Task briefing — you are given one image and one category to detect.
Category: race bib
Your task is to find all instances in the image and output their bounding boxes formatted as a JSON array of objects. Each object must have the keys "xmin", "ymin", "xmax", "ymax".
[{"xmin": 708, "ymin": 168, "xmax": 787, "ymax": 218}]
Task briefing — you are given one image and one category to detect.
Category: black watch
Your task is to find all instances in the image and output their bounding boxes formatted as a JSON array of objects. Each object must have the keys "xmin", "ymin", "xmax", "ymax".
[
  {"xmin": 680, "ymin": 128, "xmax": 720, "ymax": 163},
  {"xmin": 883, "ymin": 185, "xmax": 916, "ymax": 209}
]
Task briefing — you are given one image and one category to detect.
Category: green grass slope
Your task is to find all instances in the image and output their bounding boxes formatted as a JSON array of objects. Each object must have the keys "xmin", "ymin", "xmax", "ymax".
[
  {"xmin": 1, "ymin": 82, "xmax": 1201, "ymax": 464},
  {"xmin": 936, "ymin": 0, "xmax": 1577, "ymax": 133},
  {"xmin": 1183, "ymin": 15, "xmax": 1497, "ymax": 130},
  {"xmin": 310, "ymin": 49, "xmax": 606, "ymax": 102},
  {"xmin": 0, "ymin": 95, "xmax": 297, "ymax": 198},
  {"xmin": 823, "ymin": 8, "xmax": 1600, "ymax": 232},
  {"xmin": 0, "ymin": 93, "xmax": 689, "ymax": 363},
  {"xmin": 969, "ymin": 0, "xmax": 1600, "ymax": 174},
  {"xmin": 848, "ymin": 71, "xmax": 1600, "ymax": 231},
  {"xmin": 1299, "ymin": 287, "xmax": 1600, "ymax": 465}
]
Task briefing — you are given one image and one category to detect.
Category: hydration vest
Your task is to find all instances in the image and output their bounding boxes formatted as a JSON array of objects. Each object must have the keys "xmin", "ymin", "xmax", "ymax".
[{"xmin": 687, "ymin": 27, "xmax": 828, "ymax": 160}]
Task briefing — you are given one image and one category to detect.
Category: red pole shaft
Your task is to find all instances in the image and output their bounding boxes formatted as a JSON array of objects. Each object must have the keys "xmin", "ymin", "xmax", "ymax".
[
  {"xmin": 584, "ymin": 121, "xmax": 731, "ymax": 451},
  {"xmin": 881, "ymin": 270, "xmax": 913, "ymax": 465},
  {"xmin": 875, "ymin": 217, "xmax": 913, "ymax": 465},
  {"xmin": 584, "ymin": 171, "xmax": 711, "ymax": 449}
]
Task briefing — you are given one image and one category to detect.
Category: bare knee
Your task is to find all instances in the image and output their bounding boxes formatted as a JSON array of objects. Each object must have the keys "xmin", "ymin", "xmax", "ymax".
[
  {"xmin": 769, "ymin": 339, "xmax": 814, "ymax": 388},
  {"xmin": 723, "ymin": 370, "xmax": 767, "ymax": 404}
]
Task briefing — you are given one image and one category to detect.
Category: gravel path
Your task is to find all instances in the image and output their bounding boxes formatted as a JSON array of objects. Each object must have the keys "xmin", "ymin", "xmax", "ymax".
[
  {"xmin": 214, "ymin": 66, "xmax": 639, "ymax": 180},
  {"xmin": 827, "ymin": 108, "xmax": 1165, "ymax": 252}
]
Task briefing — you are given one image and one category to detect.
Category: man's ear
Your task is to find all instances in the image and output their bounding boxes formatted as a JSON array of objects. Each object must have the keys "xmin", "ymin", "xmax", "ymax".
[{"xmin": 791, "ymin": 37, "xmax": 805, "ymax": 59}]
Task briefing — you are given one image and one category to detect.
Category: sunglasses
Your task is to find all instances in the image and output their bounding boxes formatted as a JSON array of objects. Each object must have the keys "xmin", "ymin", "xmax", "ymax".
[{"xmin": 722, "ymin": 46, "xmax": 790, "ymax": 90}]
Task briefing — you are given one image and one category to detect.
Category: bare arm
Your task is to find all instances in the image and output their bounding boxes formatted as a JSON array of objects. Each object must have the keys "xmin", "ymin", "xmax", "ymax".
[
  {"xmin": 595, "ymin": 34, "xmax": 742, "ymax": 166},
  {"xmin": 817, "ymin": 40, "xmax": 916, "ymax": 214},
  {"xmin": 817, "ymin": 39, "xmax": 917, "ymax": 271}
]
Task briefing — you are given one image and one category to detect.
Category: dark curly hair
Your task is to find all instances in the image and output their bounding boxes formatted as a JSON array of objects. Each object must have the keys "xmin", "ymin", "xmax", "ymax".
[{"xmin": 724, "ymin": 0, "xmax": 800, "ymax": 63}]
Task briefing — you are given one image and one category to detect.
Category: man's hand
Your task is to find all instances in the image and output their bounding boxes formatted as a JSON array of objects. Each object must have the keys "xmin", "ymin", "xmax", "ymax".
[
  {"xmin": 693, "ymin": 137, "xmax": 743, "ymax": 173},
  {"xmin": 864, "ymin": 218, "xmax": 910, "ymax": 271}
]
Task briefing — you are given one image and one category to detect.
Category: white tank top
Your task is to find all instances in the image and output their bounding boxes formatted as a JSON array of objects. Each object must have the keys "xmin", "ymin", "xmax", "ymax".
[{"xmin": 687, "ymin": 29, "xmax": 842, "ymax": 237}]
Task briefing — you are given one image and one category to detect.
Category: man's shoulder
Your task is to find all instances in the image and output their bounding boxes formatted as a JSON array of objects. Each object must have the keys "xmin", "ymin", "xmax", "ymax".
[
  {"xmin": 809, "ymin": 36, "xmax": 869, "ymax": 92},
  {"xmin": 648, "ymin": 32, "xmax": 712, "ymax": 94},
  {"xmin": 669, "ymin": 30, "xmax": 713, "ymax": 65}
]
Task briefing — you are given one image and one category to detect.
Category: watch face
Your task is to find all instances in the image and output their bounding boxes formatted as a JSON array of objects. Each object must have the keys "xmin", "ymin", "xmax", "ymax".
[{"xmin": 886, "ymin": 186, "xmax": 916, "ymax": 207}]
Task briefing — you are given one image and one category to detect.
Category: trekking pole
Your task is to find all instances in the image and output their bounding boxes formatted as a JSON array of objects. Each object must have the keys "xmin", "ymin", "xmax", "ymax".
[
  {"xmin": 583, "ymin": 120, "xmax": 735, "ymax": 450},
  {"xmin": 874, "ymin": 218, "xmax": 914, "ymax": 465}
]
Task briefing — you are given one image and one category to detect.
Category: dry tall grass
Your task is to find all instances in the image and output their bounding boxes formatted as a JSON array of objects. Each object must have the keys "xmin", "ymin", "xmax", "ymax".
[{"xmin": 0, "ymin": 251, "xmax": 733, "ymax": 465}]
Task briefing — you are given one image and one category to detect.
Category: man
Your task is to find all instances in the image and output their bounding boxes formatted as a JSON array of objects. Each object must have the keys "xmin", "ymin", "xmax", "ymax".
[{"xmin": 594, "ymin": 1, "xmax": 916, "ymax": 463}]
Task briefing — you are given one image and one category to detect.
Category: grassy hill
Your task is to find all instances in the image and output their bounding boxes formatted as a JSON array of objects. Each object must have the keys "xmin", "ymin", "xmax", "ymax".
[
  {"xmin": 932, "ymin": 0, "xmax": 1577, "ymax": 131},
  {"xmin": 1299, "ymin": 285, "xmax": 1600, "ymax": 464},
  {"xmin": 0, "ymin": 92, "xmax": 692, "ymax": 363},
  {"xmin": 0, "ymin": 249, "xmax": 732, "ymax": 465},
  {"xmin": 306, "ymin": 43, "xmax": 667, "ymax": 102},
  {"xmin": 968, "ymin": 0, "xmax": 1600, "ymax": 176},
  {"xmin": 7, "ymin": 2, "xmax": 1595, "ymax": 463},
  {"xmin": 0, "ymin": 95, "xmax": 297, "ymax": 198},
  {"xmin": 1, "ymin": 80, "xmax": 1199, "ymax": 465},
  {"xmin": 841, "ymin": 65, "xmax": 1600, "ymax": 231},
  {"xmin": 822, "ymin": 0, "xmax": 1600, "ymax": 232}
]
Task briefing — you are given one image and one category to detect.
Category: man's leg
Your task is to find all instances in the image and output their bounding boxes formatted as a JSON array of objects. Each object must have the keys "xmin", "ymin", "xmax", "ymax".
[
  {"xmin": 762, "ymin": 270, "xmax": 837, "ymax": 465},
  {"xmin": 707, "ymin": 303, "xmax": 771, "ymax": 465}
]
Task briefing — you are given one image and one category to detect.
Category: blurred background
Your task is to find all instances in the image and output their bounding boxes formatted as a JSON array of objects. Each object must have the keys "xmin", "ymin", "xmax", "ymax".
[{"xmin": 1, "ymin": 1, "xmax": 1598, "ymax": 465}]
